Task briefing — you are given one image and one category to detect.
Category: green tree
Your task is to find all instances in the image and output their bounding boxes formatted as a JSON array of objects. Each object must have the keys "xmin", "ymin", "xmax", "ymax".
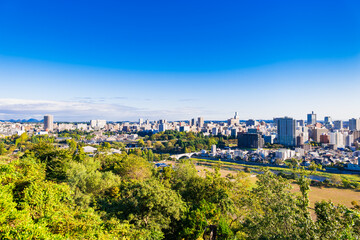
[
  {"xmin": 0, "ymin": 142, "xmax": 6, "ymax": 155},
  {"xmin": 308, "ymin": 161, "xmax": 323, "ymax": 173},
  {"xmin": 329, "ymin": 174, "xmax": 342, "ymax": 186},
  {"xmin": 114, "ymin": 154, "xmax": 152, "ymax": 180},
  {"xmin": 0, "ymin": 156, "xmax": 123, "ymax": 239},
  {"xmin": 171, "ymin": 162, "xmax": 250, "ymax": 239},
  {"xmin": 244, "ymin": 169, "xmax": 315, "ymax": 239},
  {"xmin": 66, "ymin": 139, "xmax": 77, "ymax": 151},
  {"xmin": 66, "ymin": 157, "xmax": 121, "ymax": 207},
  {"xmin": 315, "ymin": 200, "xmax": 360, "ymax": 239},
  {"xmin": 35, "ymin": 144, "xmax": 72, "ymax": 181},
  {"xmin": 138, "ymin": 139, "xmax": 145, "ymax": 148},
  {"xmin": 98, "ymin": 179, "xmax": 186, "ymax": 239}
]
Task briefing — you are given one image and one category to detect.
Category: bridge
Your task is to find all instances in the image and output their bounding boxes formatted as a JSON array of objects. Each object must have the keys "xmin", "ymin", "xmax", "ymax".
[{"xmin": 170, "ymin": 152, "xmax": 202, "ymax": 160}]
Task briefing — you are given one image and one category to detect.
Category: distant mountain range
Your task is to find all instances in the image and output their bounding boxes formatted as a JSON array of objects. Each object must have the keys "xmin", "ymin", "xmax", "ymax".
[{"xmin": 0, "ymin": 119, "xmax": 43, "ymax": 123}]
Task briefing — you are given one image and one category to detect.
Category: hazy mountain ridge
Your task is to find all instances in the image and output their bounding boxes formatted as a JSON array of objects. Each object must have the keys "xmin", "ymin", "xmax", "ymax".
[{"xmin": 0, "ymin": 118, "xmax": 43, "ymax": 123}]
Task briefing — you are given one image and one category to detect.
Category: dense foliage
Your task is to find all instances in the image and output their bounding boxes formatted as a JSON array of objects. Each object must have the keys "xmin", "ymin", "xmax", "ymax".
[
  {"xmin": 137, "ymin": 130, "xmax": 236, "ymax": 154},
  {"xmin": 0, "ymin": 140, "xmax": 359, "ymax": 239}
]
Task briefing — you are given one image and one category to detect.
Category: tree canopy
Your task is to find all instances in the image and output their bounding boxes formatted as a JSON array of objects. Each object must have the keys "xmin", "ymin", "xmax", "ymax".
[{"xmin": 0, "ymin": 140, "xmax": 359, "ymax": 239}]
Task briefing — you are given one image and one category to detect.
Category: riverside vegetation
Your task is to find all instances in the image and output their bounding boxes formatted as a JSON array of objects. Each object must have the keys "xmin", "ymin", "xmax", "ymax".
[{"xmin": 0, "ymin": 133, "xmax": 359, "ymax": 239}]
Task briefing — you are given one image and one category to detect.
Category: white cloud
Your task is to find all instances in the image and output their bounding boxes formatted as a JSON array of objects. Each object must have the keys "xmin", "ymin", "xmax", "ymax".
[{"xmin": 0, "ymin": 98, "xmax": 205, "ymax": 121}]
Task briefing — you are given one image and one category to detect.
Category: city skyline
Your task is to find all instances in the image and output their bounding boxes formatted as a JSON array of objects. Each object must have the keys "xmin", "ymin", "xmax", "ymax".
[
  {"xmin": 1, "ymin": 112, "xmax": 360, "ymax": 124},
  {"xmin": 1, "ymin": 2, "xmax": 360, "ymax": 238},
  {"xmin": 1, "ymin": 1, "xmax": 360, "ymax": 121}
]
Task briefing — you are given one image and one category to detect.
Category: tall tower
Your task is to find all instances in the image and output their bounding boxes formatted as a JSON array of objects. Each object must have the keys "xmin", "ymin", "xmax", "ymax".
[
  {"xmin": 44, "ymin": 115, "xmax": 54, "ymax": 131},
  {"xmin": 274, "ymin": 117, "xmax": 296, "ymax": 146},
  {"xmin": 324, "ymin": 116, "xmax": 332, "ymax": 125},
  {"xmin": 190, "ymin": 118, "xmax": 196, "ymax": 126},
  {"xmin": 234, "ymin": 112, "xmax": 239, "ymax": 119},
  {"xmin": 198, "ymin": 117, "xmax": 204, "ymax": 128},
  {"xmin": 307, "ymin": 111, "xmax": 316, "ymax": 125},
  {"xmin": 349, "ymin": 118, "xmax": 360, "ymax": 131}
]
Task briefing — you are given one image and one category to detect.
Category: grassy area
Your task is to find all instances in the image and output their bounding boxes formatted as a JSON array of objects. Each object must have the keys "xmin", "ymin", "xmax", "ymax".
[
  {"xmin": 291, "ymin": 184, "xmax": 360, "ymax": 210},
  {"xmin": 169, "ymin": 159, "xmax": 360, "ymax": 214},
  {"xmin": 189, "ymin": 158, "xmax": 360, "ymax": 184}
]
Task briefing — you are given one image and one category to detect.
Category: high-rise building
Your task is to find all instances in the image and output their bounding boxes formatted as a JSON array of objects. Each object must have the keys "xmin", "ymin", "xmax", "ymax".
[
  {"xmin": 238, "ymin": 132, "xmax": 264, "ymax": 148},
  {"xmin": 275, "ymin": 117, "xmax": 296, "ymax": 146},
  {"xmin": 44, "ymin": 115, "xmax": 54, "ymax": 131},
  {"xmin": 296, "ymin": 120, "xmax": 305, "ymax": 127},
  {"xmin": 265, "ymin": 134, "xmax": 276, "ymax": 144},
  {"xmin": 333, "ymin": 120, "xmax": 343, "ymax": 130},
  {"xmin": 190, "ymin": 118, "xmax": 196, "ymax": 126},
  {"xmin": 307, "ymin": 111, "xmax": 316, "ymax": 125},
  {"xmin": 324, "ymin": 116, "xmax": 332, "ymax": 125},
  {"xmin": 139, "ymin": 118, "xmax": 144, "ymax": 125},
  {"xmin": 90, "ymin": 120, "xmax": 106, "ymax": 129},
  {"xmin": 234, "ymin": 112, "xmax": 239, "ymax": 119},
  {"xmin": 353, "ymin": 131, "xmax": 360, "ymax": 142},
  {"xmin": 228, "ymin": 118, "xmax": 237, "ymax": 126},
  {"xmin": 212, "ymin": 127, "xmax": 218, "ymax": 135},
  {"xmin": 296, "ymin": 135, "xmax": 304, "ymax": 146},
  {"xmin": 211, "ymin": 145, "xmax": 217, "ymax": 155},
  {"xmin": 179, "ymin": 126, "xmax": 190, "ymax": 132},
  {"xmin": 310, "ymin": 128, "xmax": 329, "ymax": 142},
  {"xmin": 330, "ymin": 131, "xmax": 345, "ymax": 149},
  {"xmin": 349, "ymin": 118, "xmax": 360, "ymax": 131},
  {"xmin": 231, "ymin": 128, "xmax": 238, "ymax": 137},
  {"xmin": 296, "ymin": 126, "xmax": 309, "ymax": 142},
  {"xmin": 159, "ymin": 123, "xmax": 167, "ymax": 132},
  {"xmin": 346, "ymin": 134, "xmax": 354, "ymax": 147},
  {"xmin": 227, "ymin": 112, "xmax": 240, "ymax": 126},
  {"xmin": 198, "ymin": 117, "xmax": 204, "ymax": 128}
]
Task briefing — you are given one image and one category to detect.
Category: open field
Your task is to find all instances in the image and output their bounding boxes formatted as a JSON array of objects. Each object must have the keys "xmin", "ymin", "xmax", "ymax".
[
  {"xmin": 291, "ymin": 184, "xmax": 360, "ymax": 209},
  {"xmin": 164, "ymin": 159, "xmax": 360, "ymax": 211},
  {"xmin": 189, "ymin": 158, "xmax": 360, "ymax": 184}
]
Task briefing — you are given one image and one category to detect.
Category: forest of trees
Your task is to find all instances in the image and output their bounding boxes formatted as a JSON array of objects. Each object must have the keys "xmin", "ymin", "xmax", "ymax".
[
  {"xmin": 137, "ymin": 130, "xmax": 235, "ymax": 154},
  {"xmin": 0, "ymin": 135, "xmax": 359, "ymax": 239}
]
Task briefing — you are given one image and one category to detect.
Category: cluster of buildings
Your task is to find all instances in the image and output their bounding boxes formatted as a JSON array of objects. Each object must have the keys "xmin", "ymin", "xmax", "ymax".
[
  {"xmin": 2, "ymin": 113, "xmax": 360, "ymax": 151},
  {"xmin": 0, "ymin": 114, "xmax": 229, "ymax": 136},
  {"xmin": 206, "ymin": 144, "xmax": 360, "ymax": 170},
  {"xmin": 1, "ymin": 112, "xmax": 360, "ymax": 170},
  {"xmin": 272, "ymin": 113, "xmax": 360, "ymax": 150}
]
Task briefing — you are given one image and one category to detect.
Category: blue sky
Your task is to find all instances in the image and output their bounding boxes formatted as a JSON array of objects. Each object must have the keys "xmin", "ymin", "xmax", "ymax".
[{"xmin": 0, "ymin": 0, "xmax": 360, "ymax": 121}]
